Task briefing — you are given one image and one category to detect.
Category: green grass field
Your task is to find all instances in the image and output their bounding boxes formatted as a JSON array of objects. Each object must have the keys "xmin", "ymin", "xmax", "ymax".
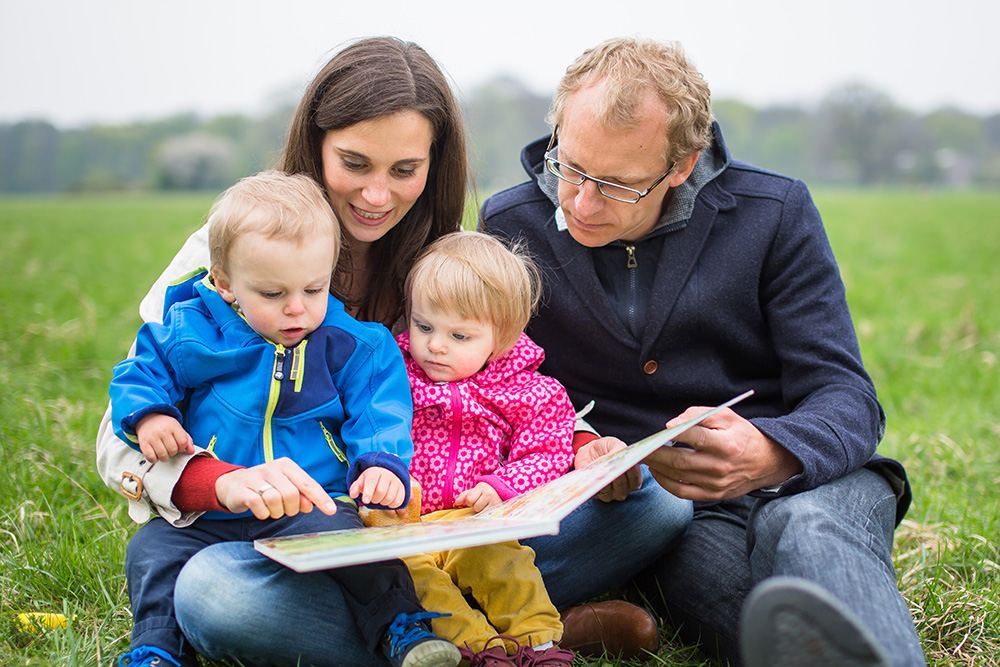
[{"xmin": 1, "ymin": 191, "xmax": 998, "ymax": 666}]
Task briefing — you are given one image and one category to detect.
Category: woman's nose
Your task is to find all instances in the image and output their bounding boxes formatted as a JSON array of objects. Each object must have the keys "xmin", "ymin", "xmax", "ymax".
[{"xmin": 362, "ymin": 176, "xmax": 391, "ymax": 208}]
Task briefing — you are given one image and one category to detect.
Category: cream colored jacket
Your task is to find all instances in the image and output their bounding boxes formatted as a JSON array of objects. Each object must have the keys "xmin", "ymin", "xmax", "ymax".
[{"xmin": 96, "ymin": 221, "xmax": 212, "ymax": 527}]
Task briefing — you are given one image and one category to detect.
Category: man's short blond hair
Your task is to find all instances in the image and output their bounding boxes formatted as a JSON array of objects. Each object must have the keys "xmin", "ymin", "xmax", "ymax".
[
  {"xmin": 549, "ymin": 37, "xmax": 714, "ymax": 164},
  {"xmin": 208, "ymin": 170, "xmax": 339, "ymax": 272},
  {"xmin": 404, "ymin": 232, "xmax": 541, "ymax": 358}
]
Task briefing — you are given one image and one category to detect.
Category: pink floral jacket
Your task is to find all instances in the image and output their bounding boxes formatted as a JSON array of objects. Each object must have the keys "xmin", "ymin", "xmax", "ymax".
[{"xmin": 396, "ymin": 331, "xmax": 576, "ymax": 514}]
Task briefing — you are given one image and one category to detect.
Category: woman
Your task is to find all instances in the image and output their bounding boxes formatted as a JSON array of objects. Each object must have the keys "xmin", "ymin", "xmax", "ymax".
[{"xmin": 97, "ymin": 36, "xmax": 690, "ymax": 667}]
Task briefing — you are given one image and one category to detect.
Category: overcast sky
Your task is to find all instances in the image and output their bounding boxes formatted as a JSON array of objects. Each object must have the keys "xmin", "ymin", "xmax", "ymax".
[{"xmin": 3, "ymin": 0, "xmax": 998, "ymax": 128}]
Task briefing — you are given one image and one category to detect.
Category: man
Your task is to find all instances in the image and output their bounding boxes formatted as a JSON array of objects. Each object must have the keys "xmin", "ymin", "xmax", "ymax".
[{"xmin": 481, "ymin": 37, "xmax": 925, "ymax": 666}]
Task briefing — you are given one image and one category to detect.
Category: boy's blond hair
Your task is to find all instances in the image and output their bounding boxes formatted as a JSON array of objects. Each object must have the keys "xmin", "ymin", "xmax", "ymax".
[
  {"xmin": 404, "ymin": 232, "xmax": 542, "ymax": 358},
  {"xmin": 208, "ymin": 170, "xmax": 339, "ymax": 272}
]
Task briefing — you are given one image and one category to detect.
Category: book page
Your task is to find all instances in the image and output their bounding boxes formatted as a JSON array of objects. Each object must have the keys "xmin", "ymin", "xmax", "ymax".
[{"xmin": 255, "ymin": 390, "xmax": 752, "ymax": 572}]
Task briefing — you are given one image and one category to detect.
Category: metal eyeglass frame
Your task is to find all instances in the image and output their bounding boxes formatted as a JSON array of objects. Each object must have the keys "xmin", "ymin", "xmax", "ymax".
[{"xmin": 543, "ymin": 127, "xmax": 676, "ymax": 204}]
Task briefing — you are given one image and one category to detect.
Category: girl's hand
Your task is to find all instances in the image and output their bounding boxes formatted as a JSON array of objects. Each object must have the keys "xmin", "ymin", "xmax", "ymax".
[
  {"xmin": 349, "ymin": 467, "xmax": 406, "ymax": 509},
  {"xmin": 215, "ymin": 458, "xmax": 337, "ymax": 520},
  {"xmin": 455, "ymin": 483, "xmax": 502, "ymax": 513},
  {"xmin": 575, "ymin": 436, "xmax": 643, "ymax": 502},
  {"xmin": 135, "ymin": 413, "xmax": 195, "ymax": 463}
]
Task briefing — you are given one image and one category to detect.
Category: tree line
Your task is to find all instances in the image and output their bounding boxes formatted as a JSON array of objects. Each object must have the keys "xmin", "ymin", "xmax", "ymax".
[{"xmin": 2, "ymin": 77, "xmax": 998, "ymax": 194}]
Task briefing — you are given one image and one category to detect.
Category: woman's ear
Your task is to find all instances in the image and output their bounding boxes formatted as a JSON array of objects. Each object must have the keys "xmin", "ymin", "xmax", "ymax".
[{"xmin": 211, "ymin": 266, "xmax": 236, "ymax": 304}]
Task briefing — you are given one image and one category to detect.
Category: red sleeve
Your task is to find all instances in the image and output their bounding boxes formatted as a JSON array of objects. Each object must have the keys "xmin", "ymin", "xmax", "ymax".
[
  {"xmin": 572, "ymin": 430, "xmax": 599, "ymax": 454},
  {"xmin": 171, "ymin": 456, "xmax": 243, "ymax": 513}
]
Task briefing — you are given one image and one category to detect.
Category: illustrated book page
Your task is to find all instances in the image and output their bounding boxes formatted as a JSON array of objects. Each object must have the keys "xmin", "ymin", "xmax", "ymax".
[{"xmin": 254, "ymin": 390, "xmax": 752, "ymax": 572}]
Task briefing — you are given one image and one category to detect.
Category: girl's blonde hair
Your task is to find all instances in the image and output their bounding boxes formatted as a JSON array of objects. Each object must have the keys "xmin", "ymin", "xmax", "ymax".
[
  {"xmin": 405, "ymin": 232, "xmax": 541, "ymax": 358},
  {"xmin": 208, "ymin": 170, "xmax": 339, "ymax": 272}
]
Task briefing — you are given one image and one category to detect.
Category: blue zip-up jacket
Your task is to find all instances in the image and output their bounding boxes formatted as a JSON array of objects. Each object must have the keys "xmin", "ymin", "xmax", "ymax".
[
  {"xmin": 480, "ymin": 124, "xmax": 910, "ymax": 523},
  {"xmin": 109, "ymin": 270, "xmax": 413, "ymax": 518}
]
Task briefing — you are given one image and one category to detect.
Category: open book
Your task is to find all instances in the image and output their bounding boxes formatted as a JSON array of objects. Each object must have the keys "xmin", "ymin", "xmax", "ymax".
[{"xmin": 254, "ymin": 390, "xmax": 753, "ymax": 572}]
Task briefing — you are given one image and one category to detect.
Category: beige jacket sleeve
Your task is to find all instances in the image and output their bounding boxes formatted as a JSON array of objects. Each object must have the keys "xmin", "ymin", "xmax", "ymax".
[{"xmin": 96, "ymin": 221, "xmax": 213, "ymax": 526}]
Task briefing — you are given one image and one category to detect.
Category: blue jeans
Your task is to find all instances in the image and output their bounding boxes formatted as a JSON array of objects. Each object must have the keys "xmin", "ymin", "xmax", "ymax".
[
  {"xmin": 128, "ymin": 500, "xmax": 421, "ymax": 666},
  {"xmin": 173, "ymin": 466, "xmax": 692, "ymax": 666},
  {"xmin": 636, "ymin": 468, "xmax": 925, "ymax": 666}
]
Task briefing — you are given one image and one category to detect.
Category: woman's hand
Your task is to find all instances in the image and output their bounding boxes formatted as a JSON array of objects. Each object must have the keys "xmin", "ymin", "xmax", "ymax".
[
  {"xmin": 643, "ymin": 407, "xmax": 802, "ymax": 501},
  {"xmin": 215, "ymin": 457, "xmax": 337, "ymax": 520},
  {"xmin": 575, "ymin": 437, "xmax": 643, "ymax": 502},
  {"xmin": 349, "ymin": 467, "xmax": 406, "ymax": 509},
  {"xmin": 455, "ymin": 482, "xmax": 502, "ymax": 512}
]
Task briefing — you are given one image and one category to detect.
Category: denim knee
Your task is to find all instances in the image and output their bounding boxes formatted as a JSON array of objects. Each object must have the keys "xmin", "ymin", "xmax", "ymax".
[{"xmin": 747, "ymin": 469, "xmax": 897, "ymax": 571}]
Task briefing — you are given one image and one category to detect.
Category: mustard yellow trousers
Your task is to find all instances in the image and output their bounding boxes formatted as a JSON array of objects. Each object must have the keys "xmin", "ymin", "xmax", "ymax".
[{"xmin": 402, "ymin": 508, "xmax": 563, "ymax": 653}]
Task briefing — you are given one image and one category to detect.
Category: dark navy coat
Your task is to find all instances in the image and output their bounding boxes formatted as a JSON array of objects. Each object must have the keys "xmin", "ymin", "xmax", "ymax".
[{"xmin": 481, "ymin": 125, "xmax": 910, "ymax": 522}]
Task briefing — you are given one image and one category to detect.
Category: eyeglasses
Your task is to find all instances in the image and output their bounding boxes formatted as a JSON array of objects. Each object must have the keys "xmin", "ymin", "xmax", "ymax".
[{"xmin": 543, "ymin": 128, "xmax": 675, "ymax": 204}]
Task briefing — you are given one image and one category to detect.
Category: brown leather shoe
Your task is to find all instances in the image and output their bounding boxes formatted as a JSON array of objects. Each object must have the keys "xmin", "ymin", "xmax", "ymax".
[{"xmin": 558, "ymin": 600, "xmax": 660, "ymax": 659}]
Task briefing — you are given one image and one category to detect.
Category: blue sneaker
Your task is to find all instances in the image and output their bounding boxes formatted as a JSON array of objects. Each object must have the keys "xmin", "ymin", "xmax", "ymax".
[
  {"xmin": 380, "ymin": 611, "xmax": 460, "ymax": 667},
  {"xmin": 117, "ymin": 645, "xmax": 181, "ymax": 667}
]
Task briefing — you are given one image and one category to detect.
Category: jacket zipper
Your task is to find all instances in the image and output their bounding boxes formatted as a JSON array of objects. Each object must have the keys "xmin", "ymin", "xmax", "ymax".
[
  {"xmin": 290, "ymin": 340, "xmax": 307, "ymax": 393},
  {"xmin": 263, "ymin": 344, "xmax": 285, "ymax": 462},
  {"xmin": 626, "ymin": 244, "xmax": 638, "ymax": 335},
  {"xmin": 443, "ymin": 384, "xmax": 464, "ymax": 508},
  {"xmin": 318, "ymin": 421, "xmax": 348, "ymax": 462}
]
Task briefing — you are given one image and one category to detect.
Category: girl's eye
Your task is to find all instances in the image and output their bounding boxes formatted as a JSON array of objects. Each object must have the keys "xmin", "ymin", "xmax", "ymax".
[
  {"xmin": 417, "ymin": 323, "xmax": 432, "ymax": 333},
  {"xmin": 452, "ymin": 333, "xmax": 468, "ymax": 341}
]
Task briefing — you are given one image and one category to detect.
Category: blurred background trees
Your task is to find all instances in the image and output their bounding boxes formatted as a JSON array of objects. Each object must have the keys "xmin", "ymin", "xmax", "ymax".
[{"xmin": 1, "ymin": 77, "xmax": 997, "ymax": 194}]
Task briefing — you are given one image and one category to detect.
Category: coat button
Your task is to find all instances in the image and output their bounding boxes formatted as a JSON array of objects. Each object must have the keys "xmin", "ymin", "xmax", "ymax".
[{"xmin": 643, "ymin": 360, "xmax": 658, "ymax": 374}]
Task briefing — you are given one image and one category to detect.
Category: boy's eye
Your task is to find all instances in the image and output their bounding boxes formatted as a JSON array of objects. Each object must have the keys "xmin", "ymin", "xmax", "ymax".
[
  {"xmin": 305, "ymin": 288, "xmax": 324, "ymax": 295},
  {"xmin": 261, "ymin": 291, "xmax": 281, "ymax": 299}
]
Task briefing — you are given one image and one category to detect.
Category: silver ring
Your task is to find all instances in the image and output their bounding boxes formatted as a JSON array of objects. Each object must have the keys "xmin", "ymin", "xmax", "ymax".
[{"xmin": 256, "ymin": 483, "xmax": 275, "ymax": 496}]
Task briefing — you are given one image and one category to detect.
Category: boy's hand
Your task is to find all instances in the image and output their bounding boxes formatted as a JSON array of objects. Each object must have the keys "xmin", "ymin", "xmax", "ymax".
[
  {"xmin": 135, "ymin": 413, "xmax": 195, "ymax": 463},
  {"xmin": 349, "ymin": 467, "xmax": 405, "ymax": 509},
  {"xmin": 455, "ymin": 482, "xmax": 502, "ymax": 513}
]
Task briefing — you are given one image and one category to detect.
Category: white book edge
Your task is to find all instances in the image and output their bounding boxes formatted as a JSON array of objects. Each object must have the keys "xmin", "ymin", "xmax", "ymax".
[{"xmin": 254, "ymin": 389, "xmax": 753, "ymax": 572}]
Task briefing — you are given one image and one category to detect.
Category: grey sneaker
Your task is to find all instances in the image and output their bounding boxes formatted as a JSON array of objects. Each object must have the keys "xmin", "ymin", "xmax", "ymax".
[{"xmin": 740, "ymin": 576, "xmax": 893, "ymax": 667}]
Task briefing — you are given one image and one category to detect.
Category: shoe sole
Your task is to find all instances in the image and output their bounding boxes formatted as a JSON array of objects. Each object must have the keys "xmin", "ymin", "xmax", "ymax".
[
  {"xmin": 740, "ymin": 576, "xmax": 893, "ymax": 667},
  {"xmin": 401, "ymin": 640, "xmax": 461, "ymax": 667}
]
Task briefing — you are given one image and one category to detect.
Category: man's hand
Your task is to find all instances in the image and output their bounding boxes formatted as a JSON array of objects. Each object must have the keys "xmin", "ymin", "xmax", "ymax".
[
  {"xmin": 643, "ymin": 407, "xmax": 802, "ymax": 501},
  {"xmin": 215, "ymin": 457, "xmax": 337, "ymax": 520},
  {"xmin": 135, "ymin": 413, "xmax": 195, "ymax": 463},
  {"xmin": 350, "ymin": 467, "xmax": 406, "ymax": 510},
  {"xmin": 575, "ymin": 437, "xmax": 643, "ymax": 502},
  {"xmin": 455, "ymin": 482, "xmax": 502, "ymax": 512}
]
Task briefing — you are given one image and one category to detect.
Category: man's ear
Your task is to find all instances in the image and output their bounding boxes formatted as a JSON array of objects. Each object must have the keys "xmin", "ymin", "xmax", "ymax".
[
  {"xmin": 667, "ymin": 150, "xmax": 701, "ymax": 188},
  {"xmin": 211, "ymin": 266, "xmax": 236, "ymax": 304}
]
